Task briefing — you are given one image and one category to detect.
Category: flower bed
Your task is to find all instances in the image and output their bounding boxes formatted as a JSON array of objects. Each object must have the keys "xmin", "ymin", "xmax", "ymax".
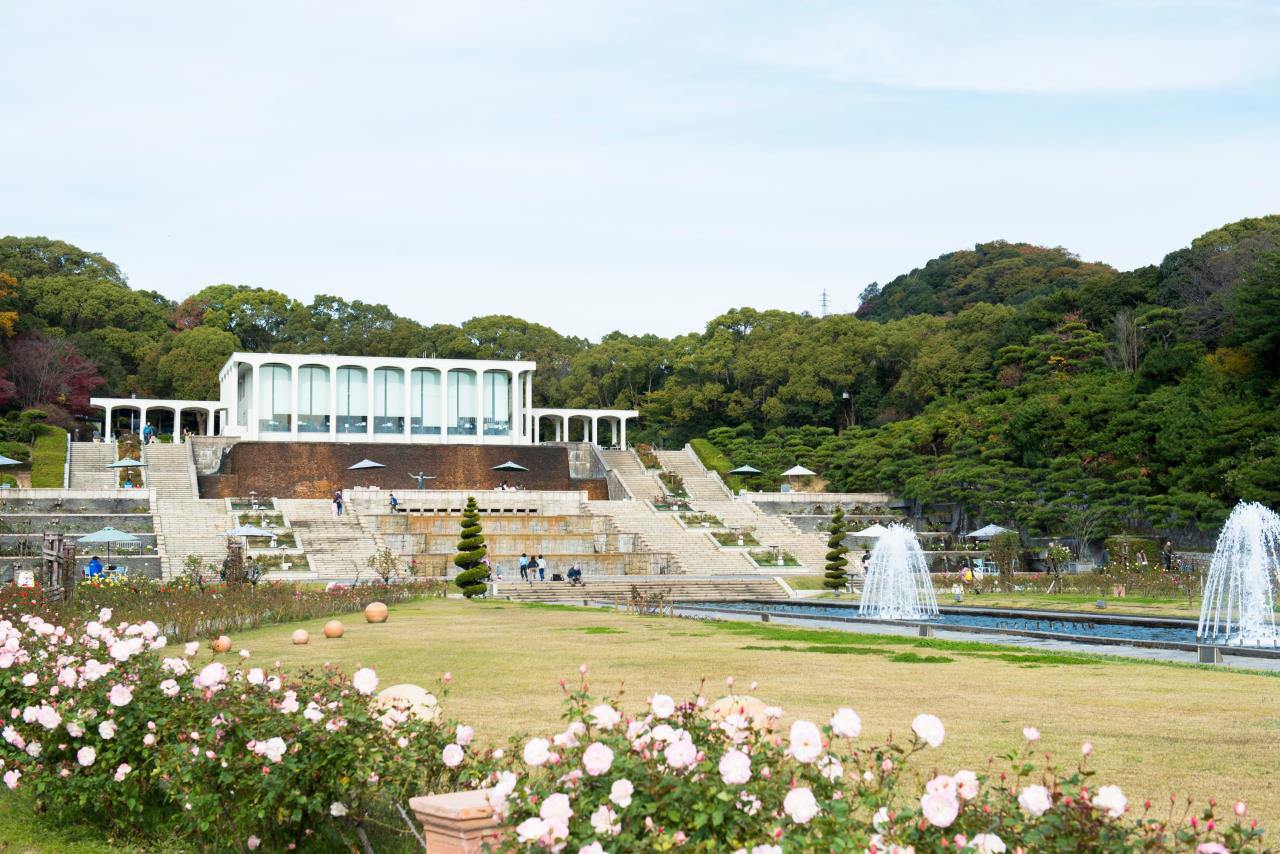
[
  {"xmin": 483, "ymin": 675, "xmax": 1261, "ymax": 852},
  {"xmin": 748, "ymin": 549, "xmax": 800, "ymax": 567},
  {"xmin": 714, "ymin": 530, "xmax": 760, "ymax": 547},
  {"xmin": 13, "ymin": 577, "xmax": 445, "ymax": 642},
  {"xmin": 0, "ymin": 610, "xmax": 485, "ymax": 850}
]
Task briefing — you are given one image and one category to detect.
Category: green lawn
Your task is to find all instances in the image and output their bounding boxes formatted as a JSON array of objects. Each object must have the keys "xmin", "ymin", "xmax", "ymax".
[
  {"xmin": 29, "ymin": 426, "xmax": 67, "ymax": 489},
  {"xmin": 6, "ymin": 596, "xmax": 1280, "ymax": 849},
  {"xmin": 230, "ymin": 599, "xmax": 1280, "ymax": 822}
]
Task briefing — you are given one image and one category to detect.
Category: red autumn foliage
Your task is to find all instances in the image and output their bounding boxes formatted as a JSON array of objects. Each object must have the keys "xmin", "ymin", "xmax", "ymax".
[{"xmin": 3, "ymin": 332, "xmax": 103, "ymax": 412}]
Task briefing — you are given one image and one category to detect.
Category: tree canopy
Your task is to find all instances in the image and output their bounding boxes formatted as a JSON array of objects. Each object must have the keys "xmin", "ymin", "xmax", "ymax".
[{"xmin": 1, "ymin": 216, "xmax": 1277, "ymax": 538}]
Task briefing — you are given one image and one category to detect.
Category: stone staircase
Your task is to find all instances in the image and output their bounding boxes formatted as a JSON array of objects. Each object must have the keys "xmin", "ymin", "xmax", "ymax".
[
  {"xmin": 646, "ymin": 447, "xmax": 833, "ymax": 572},
  {"xmin": 141, "ymin": 442, "xmax": 197, "ymax": 499},
  {"xmin": 586, "ymin": 500, "xmax": 758, "ymax": 574},
  {"xmin": 654, "ymin": 448, "xmax": 732, "ymax": 501},
  {"xmin": 598, "ymin": 448, "xmax": 663, "ymax": 501},
  {"xmin": 154, "ymin": 499, "xmax": 235, "ymax": 577},
  {"xmin": 276, "ymin": 499, "xmax": 380, "ymax": 582},
  {"xmin": 497, "ymin": 574, "xmax": 789, "ymax": 602},
  {"xmin": 68, "ymin": 442, "xmax": 119, "ymax": 490},
  {"xmin": 698, "ymin": 500, "xmax": 831, "ymax": 570}
]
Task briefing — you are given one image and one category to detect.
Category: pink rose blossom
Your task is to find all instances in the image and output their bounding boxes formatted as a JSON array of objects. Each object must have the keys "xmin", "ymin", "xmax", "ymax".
[
  {"xmin": 351, "ymin": 668, "xmax": 378, "ymax": 695},
  {"xmin": 583, "ymin": 741, "xmax": 615, "ymax": 776},
  {"xmin": 442, "ymin": 743, "xmax": 464, "ymax": 768},
  {"xmin": 719, "ymin": 748, "xmax": 752, "ymax": 785},
  {"xmin": 783, "ymin": 787, "xmax": 820, "ymax": 824}
]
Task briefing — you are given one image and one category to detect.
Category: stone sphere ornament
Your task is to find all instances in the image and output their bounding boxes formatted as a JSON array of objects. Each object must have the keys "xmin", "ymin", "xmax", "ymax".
[
  {"xmin": 291, "ymin": 629, "xmax": 310, "ymax": 645},
  {"xmin": 323, "ymin": 619, "xmax": 345, "ymax": 639},
  {"xmin": 212, "ymin": 635, "xmax": 232, "ymax": 654},
  {"xmin": 364, "ymin": 602, "xmax": 389, "ymax": 623}
]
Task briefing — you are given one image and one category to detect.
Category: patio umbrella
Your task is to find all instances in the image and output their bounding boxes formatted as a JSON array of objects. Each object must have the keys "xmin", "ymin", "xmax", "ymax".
[
  {"xmin": 781, "ymin": 464, "xmax": 816, "ymax": 477},
  {"xmin": 852, "ymin": 523, "xmax": 890, "ymax": 538},
  {"xmin": 491, "ymin": 460, "xmax": 529, "ymax": 472},
  {"xmin": 107, "ymin": 458, "xmax": 146, "ymax": 468},
  {"xmin": 78, "ymin": 526, "xmax": 140, "ymax": 566},
  {"xmin": 967, "ymin": 524, "xmax": 1012, "ymax": 540},
  {"xmin": 348, "ymin": 459, "xmax": 385, "ymax": 470},
  {"xmin": 728, "ymin": 464, "xmax": 761, "ymax": 475},
  {"xmin": 0, "ymin": 454, "xmax": 22, "ymax": 466}
]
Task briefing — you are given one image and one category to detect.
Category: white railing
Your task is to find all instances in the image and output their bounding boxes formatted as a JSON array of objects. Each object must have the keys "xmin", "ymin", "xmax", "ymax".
[{"xmin": 62, "ymin": 433, "xmax": 71, "ymax": 489}]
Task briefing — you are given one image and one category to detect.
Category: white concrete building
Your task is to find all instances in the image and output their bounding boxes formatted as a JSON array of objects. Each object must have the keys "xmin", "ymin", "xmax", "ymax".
[{"xmin": 91, "ymin": 352, "xmax": 636, "ymax": 447}]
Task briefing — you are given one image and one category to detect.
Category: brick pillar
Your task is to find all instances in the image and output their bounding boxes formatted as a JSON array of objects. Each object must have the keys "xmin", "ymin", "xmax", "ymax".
[{"xmin": 409, "ymin": 789, "xmax": 503, "ymax": 854}]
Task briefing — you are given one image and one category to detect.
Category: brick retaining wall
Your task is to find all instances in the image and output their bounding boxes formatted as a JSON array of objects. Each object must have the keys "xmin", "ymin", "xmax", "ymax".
[{"xmin": 198, "ymin": 442, "xmax": 608, "ymax": 500}]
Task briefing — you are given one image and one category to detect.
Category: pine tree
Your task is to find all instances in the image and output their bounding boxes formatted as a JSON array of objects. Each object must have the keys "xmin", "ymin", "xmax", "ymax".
[
  {"xmin": 453, "ymin": 496, "xmax": 489, "ymax": 598},
  {"xmin": 823, "ymin": 506, "xmax": 849, "ymax": 591}
]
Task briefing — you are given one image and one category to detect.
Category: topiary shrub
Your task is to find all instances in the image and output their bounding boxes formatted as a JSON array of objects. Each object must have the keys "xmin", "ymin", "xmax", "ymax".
[
  {"xmin": 453, "ymin": 496, "xmax": 489, "ymax": 598},
  {"xmin": 823, "ymin": 506, "xmax": 849, "ymax": 591}
]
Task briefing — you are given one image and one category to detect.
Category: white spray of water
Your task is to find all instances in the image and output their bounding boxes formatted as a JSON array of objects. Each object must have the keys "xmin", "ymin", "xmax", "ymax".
[
  {"xmin": 859, "ymin": 523, "xmax": 939, "ymax": 620},
  {"xmin": 1197, "ymin": 501, "xmax": 1280, "ymax": 646}
]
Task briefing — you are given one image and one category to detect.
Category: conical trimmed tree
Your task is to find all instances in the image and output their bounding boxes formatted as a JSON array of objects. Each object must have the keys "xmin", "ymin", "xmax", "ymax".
[
  {"xmin": 453, "ymin": 496, "xmax": 489, "ymax": 598},
  {"xmin": 823, "ymin": 506, "xmax": 849, "ymax": 591}
]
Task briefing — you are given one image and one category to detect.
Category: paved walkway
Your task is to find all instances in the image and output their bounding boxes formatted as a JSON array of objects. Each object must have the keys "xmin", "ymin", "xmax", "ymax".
[{"xmin": 668, "ymin": 606, "xmax": 1280, "ymax": 672}]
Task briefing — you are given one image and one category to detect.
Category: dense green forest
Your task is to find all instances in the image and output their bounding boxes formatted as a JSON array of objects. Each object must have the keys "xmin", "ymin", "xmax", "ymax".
[{"xmin": 1, "ymin": 215, "xmax": 1277, "ymax": 537}]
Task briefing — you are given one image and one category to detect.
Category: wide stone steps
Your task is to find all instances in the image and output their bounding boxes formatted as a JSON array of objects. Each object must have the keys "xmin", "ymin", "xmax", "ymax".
[
  {"xmin": 599, "ymin": 448, "xmax": 663, "ymax": 501},
  {"xmin": 497, "ymin": 575, "xmax": 789, "ymax": 602},
  {"xmin": 276, "ymin": 499, "xmax": 379, "ymax": 581},
  {"xmin": 586, "ymin": 501, "xmax": 759, "ymax": 574},
  {"xmin": 68, "ymin": 442, "xmax": 119, "ymax": 490},
  {"xmin": 654, "ymin": 448, "xmax": 731, "ymax": 501},
  {"xmin": 141, "ymin": 443, "xmax": 197, "ymax": 500},
  {"xmin": 154, "ymin": 498, "xmax": 234, "ymax": 577}
]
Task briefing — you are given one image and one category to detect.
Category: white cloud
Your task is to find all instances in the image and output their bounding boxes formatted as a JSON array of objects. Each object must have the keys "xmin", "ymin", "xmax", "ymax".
[{"xmin": 748, "ymin": 0, "xmax": 1280, "ymax": 94}]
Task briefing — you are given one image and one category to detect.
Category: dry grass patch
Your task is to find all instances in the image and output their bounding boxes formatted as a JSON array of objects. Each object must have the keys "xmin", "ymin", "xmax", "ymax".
[{"xmin": 227, "ymin": 598, "xmax": 1280, "ymax": 825}]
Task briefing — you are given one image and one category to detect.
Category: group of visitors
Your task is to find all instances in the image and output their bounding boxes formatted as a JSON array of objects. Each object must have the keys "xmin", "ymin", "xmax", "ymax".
[
  {"xmin": 516, "ymin": 553, "xmax": 585, "ymax": 585},
  {"xmin": 519, "ymin": 553, "xmax": 545, "ymax": 582},
  {"xmin": 495, "ymin": 481, "xmax": 523, "ymax": 491}
]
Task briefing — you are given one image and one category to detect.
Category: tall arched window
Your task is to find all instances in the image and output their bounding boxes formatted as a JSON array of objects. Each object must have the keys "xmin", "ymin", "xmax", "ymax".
[
  {"xmin": 373, "ymin": 368, "xmax": 405, "ymax": 434},
  {"xmin": 336, "ymin": 367, "xmax": 368, "ymax": 434},
  {"xmin": 257, "ymin": 364, "xmax": 291, "ymax": 433},
  {"xmin": 483, "ymin": 371, "xmax": 511, "ymax": 435},
  {"xmin": 298, "ymin": 365, "xmax": 330, "ymax": 433},
  {"xmin": 447, "ymin": 369, "xmax": 477, "ymax": 436},
  {"xmin": 410, "ymin": 368, "xmax": 441, "ymax": 435}
]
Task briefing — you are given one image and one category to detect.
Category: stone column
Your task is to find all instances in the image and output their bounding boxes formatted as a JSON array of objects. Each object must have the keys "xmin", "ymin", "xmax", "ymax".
[
  {"xmin": 508, "ymin": 369, "xmax": 519, "ymax": 445},
  {"xmin": 524, "ymin": 369, "xmax": 533, "ymax": 443},
  {"xmin": 620, "ymin": 417, "xmax": 627, "ymax": 449},
  {"xmin": 439, "ymin": 369, "xmax": 450, "ymax": 442},
  {"xmin": 474, "ymin": 370, "xmax": 484, "ymax": 441},
  {"xmin": 329, "ymin": 367, "xmax": 339, "ymax": 439},
  {"xmin": 250, "ymin": 363, "xmax": 260, "ymax": 440},
  {"xmin": 403, "ymin": 369, "xmax": 413, "ymax": 441},
  {"xmin": 290, "ymin": 365, "xmax": 300, "ymax": 437},
  {"xmin": 103, "ymin": 405, "xmax": 113, "ymax": 440},
  {"xmin": 590, "ymin": 415, "xmax": 598, "ymax": 445},
  {"xmin": 140, "ymin": 406, "xmax": 149, "ymax": 439},
  {"xmin": 174, "ymin": 407, "xmax": 183, "ymax": 440},
  {"xmin": 365, "ymin": 367, "xmax": 375, "ymax": 438}
]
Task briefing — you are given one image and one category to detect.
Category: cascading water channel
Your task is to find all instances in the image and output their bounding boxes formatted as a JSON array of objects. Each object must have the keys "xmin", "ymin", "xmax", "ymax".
[
  {"xmin": 858, "ymin": 523, "xmax": 939, "ymax": 620},
  {"xmin": 1197, "ymin": 501, "xmax": 1280, "ymax": 646}
]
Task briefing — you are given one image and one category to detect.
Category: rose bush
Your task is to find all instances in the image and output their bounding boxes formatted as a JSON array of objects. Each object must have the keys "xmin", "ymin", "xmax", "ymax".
[
  {"xmin": 0, "ymin": 609, "xmax": 487, "ymax": 850},
  {"xmin": 9, "ymin": 576, "xmax": 446, "ymax": 641},
  {"xmin": 488, "ymin": 673, "xmax": 1265, "ymax": 853}
]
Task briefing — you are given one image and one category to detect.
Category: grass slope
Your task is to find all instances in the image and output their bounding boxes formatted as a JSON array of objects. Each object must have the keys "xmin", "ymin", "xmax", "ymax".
[{"xmin": 5, "ymin": 597, "xmax": 1279, "ymax": 849}]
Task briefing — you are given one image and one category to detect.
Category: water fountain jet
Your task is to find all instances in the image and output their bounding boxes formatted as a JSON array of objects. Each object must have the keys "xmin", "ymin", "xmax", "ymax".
[
  {"xmin": 1197, "ymin": 501, "xmax": 1280, "ymax": 646},
  {"xmin": 859, "ymin": 523, "xmax": 939, "ymax": 620}
]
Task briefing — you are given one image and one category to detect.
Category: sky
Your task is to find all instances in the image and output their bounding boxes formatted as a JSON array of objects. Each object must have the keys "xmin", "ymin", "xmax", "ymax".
[{"xmin": 3, "ymin": 0, "xmax": 1279, "ymax": 340}]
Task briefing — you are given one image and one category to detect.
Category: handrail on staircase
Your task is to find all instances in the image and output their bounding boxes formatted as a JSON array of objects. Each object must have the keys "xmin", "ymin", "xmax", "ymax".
[
  {"xmin": 682, "ymin": 443, "xmax": 734, "ymax": 500},
  {"xmin": 62, "ymin": 432, "xmax": 71, "ymax": 489}
]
